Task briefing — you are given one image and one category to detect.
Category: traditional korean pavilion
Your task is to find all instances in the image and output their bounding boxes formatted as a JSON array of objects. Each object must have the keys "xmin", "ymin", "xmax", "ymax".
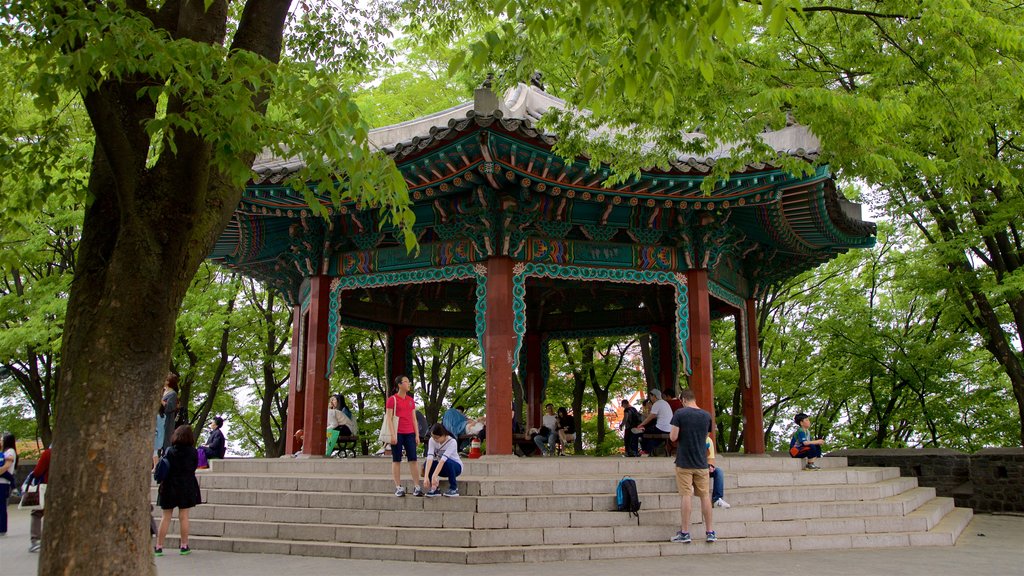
[{"xmin": 210, "ymin": 83, "xmax": 876, "ymax": 457}]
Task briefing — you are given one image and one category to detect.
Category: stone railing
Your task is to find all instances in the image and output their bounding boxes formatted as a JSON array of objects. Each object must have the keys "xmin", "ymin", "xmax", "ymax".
[{"xmin": 833, "ymin": 447, "xmax": 1024, "ymax": 514}]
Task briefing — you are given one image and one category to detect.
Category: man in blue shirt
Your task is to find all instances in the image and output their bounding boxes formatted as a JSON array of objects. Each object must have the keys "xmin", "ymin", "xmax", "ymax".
[{"xmin": 668, "ymin": 389, "xmax": 716, "ymax": 544}]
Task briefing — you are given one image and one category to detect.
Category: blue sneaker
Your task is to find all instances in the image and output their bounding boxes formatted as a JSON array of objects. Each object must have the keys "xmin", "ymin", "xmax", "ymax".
[
  {"xmin": 425, "ymin": 488, "xmax": 441, "ymax": 497},
  {"xmin": 443, "ymin": 488, "xmax": 460, "ymax": 497},
  {"xmin": 706, "ymin": 531, "xmax": 717, "ymax": 543},
  {"xmin": 670, "ymin": 531, "xmax": 692, "ymax": 543}
]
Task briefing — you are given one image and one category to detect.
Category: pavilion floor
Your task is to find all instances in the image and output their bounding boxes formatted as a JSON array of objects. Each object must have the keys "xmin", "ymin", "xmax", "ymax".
[{"xmin": 152, "ymin": 454, "xmax": 972, "ymax": 563}]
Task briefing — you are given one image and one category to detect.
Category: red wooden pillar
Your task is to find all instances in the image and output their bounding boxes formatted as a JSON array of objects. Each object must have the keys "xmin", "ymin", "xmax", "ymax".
[
  {"xmin": 742, "ymin": 298, "xmax": 766, "ymax": 453},
  {"xmin": 651, "ymin": 324, "xmax": 676, "ymax": 394},
  {"xmin": 525, "ymin": 333, "xmax": 543, "ymax": 428},
  {"xmin": 300, "ymin": 276, "xmax": 332, "ymax": 457},
  {"xmin": 388, "ymin": 326, "xmax": 414, "ymax": 389},
  {"xmin": 686, "ymin": 269, "xmax": 715, "ymax": 432},
  {"xmin": 484, "ymin": 257, "xmax": 515, "ymax": 455},
  {"xmin": 285, "ymin": 304, "xmax": 305, "ymax": 455}
]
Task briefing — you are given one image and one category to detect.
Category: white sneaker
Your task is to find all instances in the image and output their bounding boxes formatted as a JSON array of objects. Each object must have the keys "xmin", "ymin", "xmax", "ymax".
[{"xmin": 714, "ymin": 498, "xmax": 731, "ymax": 509}]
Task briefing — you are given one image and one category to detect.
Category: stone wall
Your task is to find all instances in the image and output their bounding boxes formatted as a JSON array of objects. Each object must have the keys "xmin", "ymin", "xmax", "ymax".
[{"xmin": 836, "ymin": 448, "xmax": 1024, "ymax": 513}]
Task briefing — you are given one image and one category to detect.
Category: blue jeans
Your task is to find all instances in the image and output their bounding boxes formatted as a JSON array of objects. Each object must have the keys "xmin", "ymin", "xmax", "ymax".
[
  {"xmin": 793, "ymin": 445, "xmax": 822, "ymax": 459},
  {"xmin": 424, "ymin": 459, "xmax": 462, "ymax": 490},
  {"xmin": 710, "ymin": 466, "xmax": 724, "ymax": 502},
  {"xmin": 0, "ymin": 483, "xmax": 10, "ymax": 534},
  {"xmin": 534, "ymin": 431, "xmax": 557, "ymax": 454}
]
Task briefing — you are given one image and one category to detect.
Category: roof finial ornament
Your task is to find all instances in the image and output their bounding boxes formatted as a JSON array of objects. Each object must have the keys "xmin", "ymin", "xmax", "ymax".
[
  {"xmin": 529, "ymin": 71, "xmax": 544, "ymax": 91},
  {"xmin": 474, "ymin": 72, "xmax": 503, "ymax": 117}
]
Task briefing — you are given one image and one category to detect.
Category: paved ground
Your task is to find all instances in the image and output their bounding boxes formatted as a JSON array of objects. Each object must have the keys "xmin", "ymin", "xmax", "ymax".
[{"xmin": 2, "ymin": 507, "xmax": 1022, "ymax": 575}]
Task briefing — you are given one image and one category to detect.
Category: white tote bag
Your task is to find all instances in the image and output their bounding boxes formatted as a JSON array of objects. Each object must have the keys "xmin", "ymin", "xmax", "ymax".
[{"xmin": 377, "ymin": 414, "xmax": 399, "ymax": 445}]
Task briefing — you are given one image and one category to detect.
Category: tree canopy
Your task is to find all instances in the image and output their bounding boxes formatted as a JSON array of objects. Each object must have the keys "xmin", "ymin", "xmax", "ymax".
[{"xmin": 0, "ymin": 0, "xmax": 1022, "ymax": 573}]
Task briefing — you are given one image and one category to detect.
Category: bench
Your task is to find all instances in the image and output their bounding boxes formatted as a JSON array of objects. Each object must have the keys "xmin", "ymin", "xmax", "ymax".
[
  {"xmin": 327, "ymin": 433, "xmax": 360, "ymax": 458},
  {"xmin": 641, "ymin": 433, "xmax": 676, "ymax": 457}
]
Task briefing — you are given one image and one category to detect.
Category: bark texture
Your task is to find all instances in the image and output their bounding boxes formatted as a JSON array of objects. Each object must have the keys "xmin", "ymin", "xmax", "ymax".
[{"xmin": 40, "ymin": 2, "xmax": 291, "ymax": 573}]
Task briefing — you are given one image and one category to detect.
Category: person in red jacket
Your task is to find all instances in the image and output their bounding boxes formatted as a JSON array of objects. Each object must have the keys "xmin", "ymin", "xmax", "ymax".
[{"xmin": 28, "ymin": 447, "xmax": 50, "ymax": 553}]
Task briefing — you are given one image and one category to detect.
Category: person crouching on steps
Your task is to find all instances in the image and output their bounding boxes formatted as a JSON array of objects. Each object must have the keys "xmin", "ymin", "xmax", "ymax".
[
  {"xmin": 387, "ymin": 375, "xmax": 422, "ymax": 496},
  {"xmin": 421, "ymin": 423, "xmax": 463, "ymax": 497},
  {"xmin": 155, "ymin": 425, "xmax": 202, "ymax": 556}
]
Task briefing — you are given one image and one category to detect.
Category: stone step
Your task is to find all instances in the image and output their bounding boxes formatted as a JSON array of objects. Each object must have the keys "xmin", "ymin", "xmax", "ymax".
[
  {"xmin": 157, "ymin": 503, "xmax": 969, "ymax": 564},
  {"xmin": 190, "ymin": 466, "xmax": 894, "ymax": 496},
  {"xmin": 206, "ymin": 455, "xmax": 850, "ymax": 477},
  {"xmin": 164, "ymin": 474, "xmax": 919, "ymax": 514},
  {"xmin": 164, "ymin": 495, "xmax": 961, "ymax": 549},
  {"xmin": 171, "ymin": 485, "xmax": 938, "ymax": 531},
  {"xmin": 149, "ymin": 455, "xmax": 965, "ymax": 564}
]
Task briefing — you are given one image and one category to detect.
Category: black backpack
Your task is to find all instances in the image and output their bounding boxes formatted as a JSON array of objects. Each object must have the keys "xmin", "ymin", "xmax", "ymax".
[{"xmin": 615, "ymin": 476, "xmax": 641, "ymax": 518}]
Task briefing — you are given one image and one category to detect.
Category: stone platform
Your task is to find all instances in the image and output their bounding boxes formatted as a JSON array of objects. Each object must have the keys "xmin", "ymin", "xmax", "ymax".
[{"xmin": 151, "ymin": 455, "xmax": 972, "ymax": 564}]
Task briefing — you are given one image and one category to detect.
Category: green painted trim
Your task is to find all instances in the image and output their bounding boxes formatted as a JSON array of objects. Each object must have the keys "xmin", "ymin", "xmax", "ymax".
[
  {"xmin": 325, "ymin": 265, "xmax": 488, "ymax": 378},
  {"xmin": 512, "ymin": 263, "xmax": 691, "ymax": 375},
  {"xmin": 708, "ymin": 280, "xmax": 750, "ymax": 388}
]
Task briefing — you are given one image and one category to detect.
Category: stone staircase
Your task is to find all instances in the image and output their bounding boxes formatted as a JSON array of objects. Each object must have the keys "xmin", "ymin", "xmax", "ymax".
[{"xmin": 151, "ymin": 455, "xmax": 973, "ymax": 563}]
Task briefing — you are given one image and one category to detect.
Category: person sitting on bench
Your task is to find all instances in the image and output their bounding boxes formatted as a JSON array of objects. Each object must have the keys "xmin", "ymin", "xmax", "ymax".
[
  {"xmin": 442, "ymin": 406, "xmax": 485, "ymax": 452},
  {"xmin": 200, "ymin": 416, "xmax": 227, "ymax": 460},
  {"xmin": 633, "ymin": 389, "xmax": 673, "ymax": 456},
  {"xmin": 327, "ymin": 394, "xmax": 357, "ymax": 457}
]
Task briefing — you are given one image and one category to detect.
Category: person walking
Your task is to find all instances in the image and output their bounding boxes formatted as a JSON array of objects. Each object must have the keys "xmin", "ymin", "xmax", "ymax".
[
  {"xmin": 27, "ymin": 446, "xmax": 51, "ymax": 552},
  {"xmin": 155, "ymin": 425, "xmax": 202, "ymax": 556},
  {"xmin": 669, "ymin": 389, "xmax": 716, "ymax": 544},
  {"xmin": 0, "ymin": 432, "xmax": 17, "ymax": 537},
  {"xmin": 386, "ymin": 375, "xmax": 422, "ymax": 496},
  {"xmin": 619, "ymin": 400, "xmax": 643, "ymax": 457}
]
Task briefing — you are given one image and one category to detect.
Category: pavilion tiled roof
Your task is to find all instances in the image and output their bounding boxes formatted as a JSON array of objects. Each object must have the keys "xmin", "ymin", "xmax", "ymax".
[{"xmin": 249, "ymin": 83, "xmax": 822, "ymax": 184}]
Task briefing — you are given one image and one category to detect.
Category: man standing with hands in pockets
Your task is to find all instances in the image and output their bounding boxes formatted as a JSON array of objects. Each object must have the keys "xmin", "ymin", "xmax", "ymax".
[{"xmin": 669, "ymin": 388, "xmax": 717, "ymax": 544}]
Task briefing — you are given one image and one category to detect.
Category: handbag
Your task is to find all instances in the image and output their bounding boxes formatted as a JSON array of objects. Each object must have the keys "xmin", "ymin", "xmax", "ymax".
[
  {"xmin": 197, "ymin": 447, "xmax": 209, "ymax": 469},
  {"xmin": 377, "ymin": 414, "xmax": 399, "ymax": 445},
  {"xmin": 19, "ymin": 483, "xmax": 45, "ymax": 510}
]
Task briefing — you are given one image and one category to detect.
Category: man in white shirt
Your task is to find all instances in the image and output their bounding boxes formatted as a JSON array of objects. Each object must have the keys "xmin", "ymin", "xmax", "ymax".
[{"xmin": 633, "ymin": 389, "xmax": 674, "ymax": 455}]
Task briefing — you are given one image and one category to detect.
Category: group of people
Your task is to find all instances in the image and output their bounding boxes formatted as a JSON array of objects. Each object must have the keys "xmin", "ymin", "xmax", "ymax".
[
  {"xmin": 4, "ymin": 369, "xmax": 830, "ymax": 555},
  {"xmin": 619, "ymin": 388, "xmax": 680, "ymax": 457},
  {"xmin": 384, "ymin": 375, "xmax": 464, "ymax": 497},
  {"xmin": 151, "ymin": 371, "xmax": 227, "ymax": 557},
  {"xmin": 531, "ymin": 403, "xmax": 575, "ymax": 456}
]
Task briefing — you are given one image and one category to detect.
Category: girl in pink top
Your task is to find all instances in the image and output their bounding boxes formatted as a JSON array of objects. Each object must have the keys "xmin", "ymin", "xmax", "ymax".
[{"xmin": 386, "ymin": 375, "xmax": 422, "ymax": 496}]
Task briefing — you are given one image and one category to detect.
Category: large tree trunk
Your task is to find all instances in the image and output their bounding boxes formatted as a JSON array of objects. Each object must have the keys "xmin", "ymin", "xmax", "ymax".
[
  {"xmin": 43, "ymin": 143, "xmax": 239, "ymax": 573},
  {"xmin": 40, "ymin": 1, "xmax": 291, "ymax": 570}
]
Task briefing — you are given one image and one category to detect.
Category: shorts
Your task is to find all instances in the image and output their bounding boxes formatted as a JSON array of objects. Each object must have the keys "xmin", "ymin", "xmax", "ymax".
[
  {"xmin": 675, "ymin": 467, "xmax": 710, "ymax": 499},
  {"xmin": 391, "ymin": 433, "xmax": 418, "ymax": 463}
]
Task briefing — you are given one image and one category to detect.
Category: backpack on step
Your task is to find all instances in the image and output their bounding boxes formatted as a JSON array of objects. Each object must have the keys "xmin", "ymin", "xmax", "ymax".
[{"xmin": 615, "ymin": 476, "xmax": 641, "ymax": 518}]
